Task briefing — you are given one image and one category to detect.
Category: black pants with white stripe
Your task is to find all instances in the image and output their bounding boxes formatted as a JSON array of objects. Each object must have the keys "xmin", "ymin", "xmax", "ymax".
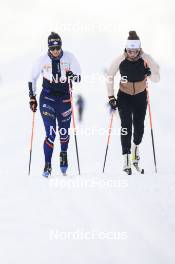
[{"xmin": 117, "ymin": 89, "xmax": 147, "ymax": 155}]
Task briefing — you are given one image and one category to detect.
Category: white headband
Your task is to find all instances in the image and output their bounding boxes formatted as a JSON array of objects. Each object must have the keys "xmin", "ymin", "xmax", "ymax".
[{"xmin": 125, "ymin": 40, "xmax": 141, "ymax": 49}]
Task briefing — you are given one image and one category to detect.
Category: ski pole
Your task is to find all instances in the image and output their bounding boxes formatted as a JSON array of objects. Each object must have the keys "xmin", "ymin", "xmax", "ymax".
[
  {"xmin": 68, "ymin": 81, "xmax": 81, "ymax": 175},
  {"xmin": 146, "ymin": 84, "xmax": 158, "ymax": 173},
  {"xmin": 102, "ymin": 110, "xmax": 115, "ymax": 173},
  {"xmin": 28, "ymin": 112, "xmax": 35, "ymax": 175}
]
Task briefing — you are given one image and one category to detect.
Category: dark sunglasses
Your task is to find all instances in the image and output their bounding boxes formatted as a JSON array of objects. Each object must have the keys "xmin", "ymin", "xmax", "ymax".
[
  {"xmin": 49, "ymin": 46, "xmax": 61, "ymax": 51},
  {"xmin": 127, "ymin": 49, "xmax": 140, "ymax": 54}
]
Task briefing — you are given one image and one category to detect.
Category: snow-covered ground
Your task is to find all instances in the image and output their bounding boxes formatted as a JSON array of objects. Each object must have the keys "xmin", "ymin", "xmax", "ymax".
[
  {"xmin": 0, "ymin": 59, "xmax": 175, "ymax": 263},
  {"xmin": 0, "ymin": 0, "xmax": 175, "ymax": 261}
]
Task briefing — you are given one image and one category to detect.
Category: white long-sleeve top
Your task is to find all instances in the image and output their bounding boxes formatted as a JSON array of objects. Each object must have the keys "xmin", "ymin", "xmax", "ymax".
[{"xmin": 28, "ymin": 51, "xmax": 81, "ymax": 96}]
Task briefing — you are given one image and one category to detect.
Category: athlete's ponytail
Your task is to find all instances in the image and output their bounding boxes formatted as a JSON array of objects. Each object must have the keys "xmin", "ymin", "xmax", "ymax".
[{"xmin": 128, "ymin": 31, "xmax": 140, "ymax": 40}]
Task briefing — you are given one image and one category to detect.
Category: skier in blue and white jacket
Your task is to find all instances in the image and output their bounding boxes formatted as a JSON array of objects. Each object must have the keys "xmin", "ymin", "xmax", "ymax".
[{"xmin": 28, "ymin": 32, "xmax": 81, "ymax": 176}]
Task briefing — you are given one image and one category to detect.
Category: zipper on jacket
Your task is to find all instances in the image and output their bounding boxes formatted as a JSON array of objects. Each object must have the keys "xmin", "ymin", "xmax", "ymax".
[{"xmin": 133, "ymin": 82, "xmax": 135, "ymax": 95}]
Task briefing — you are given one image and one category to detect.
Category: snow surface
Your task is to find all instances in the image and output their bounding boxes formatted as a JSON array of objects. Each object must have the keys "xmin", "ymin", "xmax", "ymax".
[{"xmin": 0, "ymin": 59, "xmax": 175, "ymax": 264}]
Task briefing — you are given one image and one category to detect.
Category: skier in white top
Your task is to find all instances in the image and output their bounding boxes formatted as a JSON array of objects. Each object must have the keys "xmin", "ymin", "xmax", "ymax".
[{"xmin": 28, "ymin": 32, "xmax": 81, "ymax": 177}]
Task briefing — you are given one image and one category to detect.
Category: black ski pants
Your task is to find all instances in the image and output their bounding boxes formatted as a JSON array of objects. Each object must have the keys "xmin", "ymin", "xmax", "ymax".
[{"xmin": 117, "ymin": 89, "xmax": 147, "ymax": 154}]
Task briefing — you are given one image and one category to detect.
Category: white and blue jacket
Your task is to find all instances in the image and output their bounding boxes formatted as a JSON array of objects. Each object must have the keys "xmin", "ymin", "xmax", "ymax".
[{"xmin": 28, "ymin": 50, "xmax": 81, "ymax": 97}]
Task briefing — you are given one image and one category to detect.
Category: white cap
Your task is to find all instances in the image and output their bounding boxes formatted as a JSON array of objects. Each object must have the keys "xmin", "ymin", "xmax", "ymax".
[{"xmin": 125, "ymin": 40, "xmax": 141, "ymax": 49}]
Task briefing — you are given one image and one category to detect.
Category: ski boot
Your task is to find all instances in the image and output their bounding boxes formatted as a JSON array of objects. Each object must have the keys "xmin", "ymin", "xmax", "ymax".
[
  {"xmin": 123, "ymin": 154, "xmax": 132, "ymax": 175},
  {"xmin": 42, "ymin": 162, "xmax": 52, "ymax": 177},
  {"xmin": 60, "ymin": 151, "xmax": 68, "ymax": 175},
  {"xmin": 132, "ymin": 144, "xmax": 144, "ymax": 174}
]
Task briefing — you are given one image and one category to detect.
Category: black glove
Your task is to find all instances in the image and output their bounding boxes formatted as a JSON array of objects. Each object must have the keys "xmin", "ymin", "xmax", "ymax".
[
  {"xmin": 29, "ymin": 96, "xmax": 38, "ymax": 112},
  {"xmin": 145, "ymin": 67, "xmax": 151, "ymax": 77},
  {"xmin": 66, "ymin": 70, "xmax": 81, "ymax": 83},
  {"xmin": 66, "ymin": 70, "xmax": 74, "ymax": 80},
  {"xmin": 109, "ymin": 96, "xmax": 118, "ymax": 110}
]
